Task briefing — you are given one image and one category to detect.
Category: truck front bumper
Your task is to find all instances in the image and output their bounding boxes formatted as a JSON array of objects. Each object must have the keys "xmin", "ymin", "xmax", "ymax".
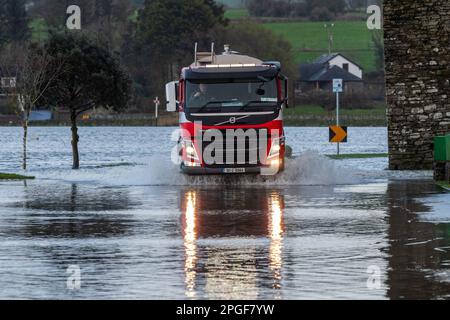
[
  {"xmin": 181, "ymin": 165, "xmax": 262, "ymax": 175},
  {"xmin": 180, "ymin": 163, "xmax": 284, "ymax": 175}
]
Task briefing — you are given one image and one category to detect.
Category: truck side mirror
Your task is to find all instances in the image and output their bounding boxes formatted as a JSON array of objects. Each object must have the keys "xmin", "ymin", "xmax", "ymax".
[
  {"xmin": 283, "ymin": 77, "xmax": 289, "ymax": 108},
  {"xmin": 165, "ymin": 81, "xmax": 179, "ymax": 112}
]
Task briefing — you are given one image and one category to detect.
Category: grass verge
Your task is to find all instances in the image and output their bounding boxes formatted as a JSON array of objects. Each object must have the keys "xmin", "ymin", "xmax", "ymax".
[
  {"xmin": 436, "ymin": 181, "xmax": 450, "ymax": 191},
  {"xmin": 285, "ymin": 105, "xmax": 387, "ymax": 117},
  {"xmin": 0, "ymin": 173, "xmax": 35, "ymax": 180},
  {"xmin": 284, "ymin": 105, "xmax": 387, "ymax": 126},
  {"xmin": 326, "ymin": 153, "xmax": 388, "ymax": 160}
]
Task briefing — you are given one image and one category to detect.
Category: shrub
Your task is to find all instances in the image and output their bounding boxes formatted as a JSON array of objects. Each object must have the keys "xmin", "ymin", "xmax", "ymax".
[
  {"xmin": 247, "ymin": 0, "xmax": 309, "ymax": 18},
  {"xmin": 309, "ymin": 7, "xmax": 333, "ymax": 21}
]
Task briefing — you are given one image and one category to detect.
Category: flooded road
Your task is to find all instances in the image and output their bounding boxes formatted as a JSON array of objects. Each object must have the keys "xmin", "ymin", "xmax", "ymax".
[{"xmin": 0, "ymin": 127, "xmax": 449, "ymax": 299}]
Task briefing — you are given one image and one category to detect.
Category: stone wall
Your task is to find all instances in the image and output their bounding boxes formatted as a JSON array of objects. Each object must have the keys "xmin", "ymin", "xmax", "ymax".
[{"xmin": 384, "ymin": 0, "xmax": 450, "ymax": 170}]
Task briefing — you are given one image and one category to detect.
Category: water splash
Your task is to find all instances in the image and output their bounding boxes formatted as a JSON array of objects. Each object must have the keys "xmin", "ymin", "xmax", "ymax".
[{"xmin": 35, "ymin": 151, "xmax": 359, "ymax": 186}]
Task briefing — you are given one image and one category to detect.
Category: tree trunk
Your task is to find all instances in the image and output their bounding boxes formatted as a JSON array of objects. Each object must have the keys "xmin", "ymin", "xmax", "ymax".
[
  {"xmin": 22, "ymin": 121, "xmax": 28, "ymax": 171},
  {"xmin": 71, "ymin": 111, "xmax": 80, "ymax": 170}
]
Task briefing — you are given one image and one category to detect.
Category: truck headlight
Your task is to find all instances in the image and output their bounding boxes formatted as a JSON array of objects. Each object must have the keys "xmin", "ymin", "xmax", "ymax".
[
  {"xmin": 268, "ymin": 138, "xmax": 281, "ymax": 159},
  {"xmin": 186, "ymin": 145, "xmax": 195, "ymax": 155},
  {"xmin": 272, "ymin": 144, "xmax": 281, "ymax": 153},
  {"xmin": 183, "ymin": 140, "xmax": 199, "ymax": 161}
]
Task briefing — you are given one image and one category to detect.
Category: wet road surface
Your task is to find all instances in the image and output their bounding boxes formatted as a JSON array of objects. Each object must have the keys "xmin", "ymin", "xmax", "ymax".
[{"xmin": 0, "ymin": 127, "xmax": 449, "ymax": 299}]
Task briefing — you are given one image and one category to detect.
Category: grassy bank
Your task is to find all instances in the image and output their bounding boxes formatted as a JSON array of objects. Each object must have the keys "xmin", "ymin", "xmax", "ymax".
[
  {"xmin": 2, "ymin": 105, "xmax": 386, "ymax": 127},
  {"xmin": 436, "ymin": 181, "xmax": 450, "ymax": 191},
  {"xmin": 327, "ymin": 153, "xmax": 388, "ymax": 160},
  {"xmin": 284, "ymin": 105, "xmax": 387, "ymax": 127},
  {"xmin": 263, "ymin": 21, "xmax": 377, "ymax": 72},
  {"xmin": 0, "ymin": 173, "xmax": 35, "ymax": 180},
  {"xmin": 286, "ymin": 105, "xmax": 386, "ymax": 116}
]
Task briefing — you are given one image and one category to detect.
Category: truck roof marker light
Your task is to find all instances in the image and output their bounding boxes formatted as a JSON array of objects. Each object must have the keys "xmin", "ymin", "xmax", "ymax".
[{"xmin": 202, "ymin": 64, "xmax": 258, "ymax": 69}]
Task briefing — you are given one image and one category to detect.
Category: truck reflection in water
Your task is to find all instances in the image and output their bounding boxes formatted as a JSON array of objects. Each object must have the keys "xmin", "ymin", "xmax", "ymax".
[
  {"xmin": 2, "ymin": 179, "xmax": 450, "ymax": 299},
  {"xmin": 180, "ymin": 189, "xmax": 285, "ymax": 299}
]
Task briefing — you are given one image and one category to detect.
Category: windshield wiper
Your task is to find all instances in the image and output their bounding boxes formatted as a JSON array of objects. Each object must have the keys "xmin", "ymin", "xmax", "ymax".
[
  {"xmin": 193, "ymin": 100, "xmax": 236, "ymax": 113},
  {"xmin": 238, "ymin": 100, "xmax": 278, "ymax": 112}
]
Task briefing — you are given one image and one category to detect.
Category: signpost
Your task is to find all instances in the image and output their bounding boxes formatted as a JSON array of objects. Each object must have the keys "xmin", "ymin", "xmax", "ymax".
[
  {"xmin": 154, "ymin": 97, "xmax": 160, "ymax": 127},
  {"xmin": 331, "ymin": 79, "xmax": 345, "ymax": 155}
]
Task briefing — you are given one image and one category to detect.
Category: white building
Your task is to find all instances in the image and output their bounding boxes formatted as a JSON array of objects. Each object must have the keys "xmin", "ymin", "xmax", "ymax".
[{"xmin": 313, "ymin": 53, "xmax": 363, "ymax": 79}]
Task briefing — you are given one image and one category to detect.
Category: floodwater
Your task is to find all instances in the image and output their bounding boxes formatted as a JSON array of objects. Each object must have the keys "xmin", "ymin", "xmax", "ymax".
[{"xmin": 0, "ymin": 127, "xmax": 449, "ymax": 300}]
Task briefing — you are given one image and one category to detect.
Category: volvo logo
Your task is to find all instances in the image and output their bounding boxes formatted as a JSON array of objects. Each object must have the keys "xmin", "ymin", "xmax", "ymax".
[{"xmin": 214, "ymin": 115, "xmax": 251, "ymax": 126}]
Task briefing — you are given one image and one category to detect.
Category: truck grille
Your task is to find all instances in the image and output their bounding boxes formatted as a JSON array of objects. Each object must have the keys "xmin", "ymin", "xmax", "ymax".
[{"xmin": 199, "ymin": 129, "xmax": 268, "ymax": 168}]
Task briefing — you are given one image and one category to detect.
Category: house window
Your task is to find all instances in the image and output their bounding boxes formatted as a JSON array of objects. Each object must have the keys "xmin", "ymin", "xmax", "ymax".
[
  {"xmin": 1, "ymin": 77, "xmax": 16, "ymax": 88},
  {"xmin": 343, "ymin": 63, "xmax": 349, "ymax": 72}
]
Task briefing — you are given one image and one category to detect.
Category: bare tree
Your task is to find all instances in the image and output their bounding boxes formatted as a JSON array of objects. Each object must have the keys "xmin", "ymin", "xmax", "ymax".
[{"xmin": 0, "ymin": 43, "xmax": 62, "ymax": 170}]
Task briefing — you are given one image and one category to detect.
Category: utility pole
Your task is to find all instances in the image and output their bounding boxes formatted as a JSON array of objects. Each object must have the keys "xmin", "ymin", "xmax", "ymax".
[
  {"xmin": 336, "ymin": 89, "xmax": 340, "ymax": 155},
  {"xmin": 324, "ymin": 23, "xmax": 335, "ymax": 55},
  {"xmin": 65, "ymin": 0, "xmax": 69, "ymax": 29},
  {"xmin": 333, "ymin": 79, "xmax": 343, "ymax": 156},
  {"xmin": 153, "ymin": 97, "xmax": 160, "ymax": 127}
]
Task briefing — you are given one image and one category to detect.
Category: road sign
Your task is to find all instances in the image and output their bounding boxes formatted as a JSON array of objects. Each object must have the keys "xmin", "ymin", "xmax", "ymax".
[
  {"xmin": 329, "ymin": 126, "xmax": 348, "ymax": 143},
  {"xmin": 333, "ymin": 79, "xmax": 343, "ymax": 93}
]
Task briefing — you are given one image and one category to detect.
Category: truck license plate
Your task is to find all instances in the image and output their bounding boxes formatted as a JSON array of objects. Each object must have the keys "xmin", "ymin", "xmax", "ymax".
[{"xmin": 223, "ymin": 168, "xmax": 246, "ymax": 174}]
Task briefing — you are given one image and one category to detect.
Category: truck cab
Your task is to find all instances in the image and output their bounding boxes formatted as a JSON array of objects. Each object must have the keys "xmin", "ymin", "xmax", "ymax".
[{"xmin": 166, "ymin": 44, "xmax": 288, "ymax": 175}]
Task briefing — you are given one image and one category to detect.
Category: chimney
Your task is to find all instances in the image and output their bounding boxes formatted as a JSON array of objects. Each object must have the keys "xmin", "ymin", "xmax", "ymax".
[{"xmin": 224, "ymin": 44, "xmax": 231, "ymax": 55}]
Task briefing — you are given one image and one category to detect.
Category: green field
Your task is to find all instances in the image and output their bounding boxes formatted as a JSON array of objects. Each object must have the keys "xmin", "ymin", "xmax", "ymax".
[
  {"xmin": 29, "ymin": 18, "xmax": 49, "ymax": 42},
  {"xmin": 225, "ymin": 8, "xmax": 249, "ymax": 19},
  {"xmin": 263, "ymin": 21, "xmax": 377, "ymax": 72}
]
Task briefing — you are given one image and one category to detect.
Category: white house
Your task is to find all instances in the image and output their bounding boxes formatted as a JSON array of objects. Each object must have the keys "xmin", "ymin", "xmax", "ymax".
[
  {"xmin": 298, "ymin": 53, "xmax": 364, "ymax": 93},
  {"xmin": 313, "ymin": 53, "xmax": 363, "ymax": 79}
]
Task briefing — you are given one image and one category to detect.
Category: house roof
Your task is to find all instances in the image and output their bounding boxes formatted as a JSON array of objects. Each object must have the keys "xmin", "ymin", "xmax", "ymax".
[
  {"xmin": 313, "ymin": 53, "xmax": 363, "ymax": 70},
  {"xmin": 313, "ymin": 53, "xmax": 340, "ymax": 65},
  {"xmin": 299, "ymin": 63, "xmax": 324, "ymax": 81},
  {"xmin": 299, "ymin": 64, "xmax": 362, "ymax": 82}
]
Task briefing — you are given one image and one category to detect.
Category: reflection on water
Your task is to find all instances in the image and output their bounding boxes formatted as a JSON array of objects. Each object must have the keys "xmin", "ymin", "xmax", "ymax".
[
  {"xmin": 268, "ymin": 194, "xmax": 283, "ymax": 294},
  {"xmin": 0, "ymin": 178, "xmax": 449, "ymax": 299},
  {"xmin": 6, "ymin": 184, "xmax": 136, "ymax": 239},
  {"xmin": 180, "ymin": 189, "xmax": 285, "ymax": 299},
  {"xmin": 183, "ymin": 191, "xmax": 197, "ymax": 298},
  {"xmin": 386, "ymin": 181, "xmax": 450, "ymax": 299},
  {"xmin": 4, "ymin": 127, "xmax": 449, "ymax": 299},
  {"xmin": 13, "ymin": 184, "xmax": 136, "ymax": 212},
  {"xmin": 176, "ymin": 182, "xmax": 450, "ymax": 300}
]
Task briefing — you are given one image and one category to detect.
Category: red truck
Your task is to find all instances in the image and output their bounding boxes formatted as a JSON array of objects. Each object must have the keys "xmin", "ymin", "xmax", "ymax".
[{"xmin": 166, "ymin": 44, "xmax": 288, "ymax": 175}]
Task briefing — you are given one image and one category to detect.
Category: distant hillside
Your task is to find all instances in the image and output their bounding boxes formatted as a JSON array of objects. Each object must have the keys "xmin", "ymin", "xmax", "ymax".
[{"xmin": 263, "ymin": 21, "xmax": 378, "ymax": 73}]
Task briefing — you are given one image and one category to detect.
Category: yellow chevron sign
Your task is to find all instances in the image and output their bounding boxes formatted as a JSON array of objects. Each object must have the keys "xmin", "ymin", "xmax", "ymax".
[{"xmin": 329, "ymin": 126, "xmax": 348, "ymax": 143}]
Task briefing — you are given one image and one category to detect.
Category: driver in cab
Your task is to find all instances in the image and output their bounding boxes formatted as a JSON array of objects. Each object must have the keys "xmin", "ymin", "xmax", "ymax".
[{"xmin": 189, "ymin": 83, "xmax": 213, "ymax": 107}]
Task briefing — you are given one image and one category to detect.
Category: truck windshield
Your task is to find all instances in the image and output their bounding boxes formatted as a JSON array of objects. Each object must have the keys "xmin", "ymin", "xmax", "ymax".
[{"xmin": 186, "ymin": 78, "xmax": 278, "ymax": 111}]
